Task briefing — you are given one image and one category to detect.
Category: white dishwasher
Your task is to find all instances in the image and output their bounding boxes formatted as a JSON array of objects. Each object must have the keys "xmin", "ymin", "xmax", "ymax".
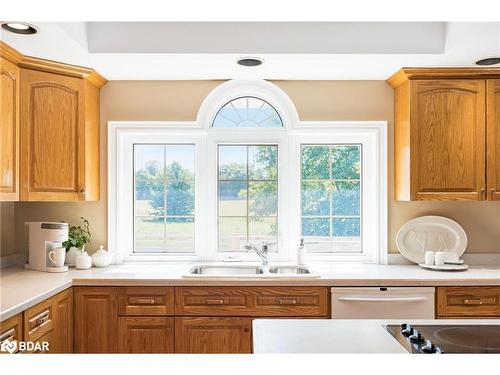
[{"xmin": 331, "ymin": 287, "xmax": 435, "ymax": 319}]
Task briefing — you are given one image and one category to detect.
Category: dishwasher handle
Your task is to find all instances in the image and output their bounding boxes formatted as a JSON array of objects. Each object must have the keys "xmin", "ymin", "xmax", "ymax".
[{"xmin": 337, "ymin": 296, "xmax": 429, "ymax": 303}]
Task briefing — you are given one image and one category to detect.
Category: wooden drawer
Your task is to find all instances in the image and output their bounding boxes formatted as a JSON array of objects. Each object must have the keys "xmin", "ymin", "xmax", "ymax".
[
  {"xmin": 23, "ymin": 330, "xmax": 54, "ymax": 354},
  {"xmin": 118, "ymin": 287, "xmax": 174, "ymax": 316},
  {"xmin": 176, "ymin": 287, "xmax": 329, "ymax": 317},
  {"xmin": 0, "ymin": 313, "xmax": 23, "ymax": 354},
  {"xmin": 23, "ymin": 298, "xmax": 54, "ymax": 342},
  {"xmin": 436, "ymin": 287, "xmax": 500, "ymax": 317}
]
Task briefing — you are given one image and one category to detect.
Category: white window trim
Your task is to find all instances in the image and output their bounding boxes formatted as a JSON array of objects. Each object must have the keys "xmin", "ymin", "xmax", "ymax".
[{"xmin": 109, "ymin": 120, "xmax": 387, "ymax": 264}]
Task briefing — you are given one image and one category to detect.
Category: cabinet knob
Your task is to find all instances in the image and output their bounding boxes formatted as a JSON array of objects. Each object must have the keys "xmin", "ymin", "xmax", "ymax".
[{"xmin": 80, "ymin": 188, "xmax": 85, "ymax": 194}]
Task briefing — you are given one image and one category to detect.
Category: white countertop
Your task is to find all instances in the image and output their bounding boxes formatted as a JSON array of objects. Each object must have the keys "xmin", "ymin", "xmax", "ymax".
[
  {"xmin": 252, "ymin": 319, "xmax": 500, "ymax": 353},
  {"xmin": 1, "ymin": 263, "xmax": 499, "ymax": 322}
]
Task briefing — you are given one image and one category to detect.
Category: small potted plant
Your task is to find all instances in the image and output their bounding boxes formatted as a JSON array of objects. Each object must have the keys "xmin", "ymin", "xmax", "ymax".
[{"xmin": 63, "ymin": 217, "xmax": 91, "ymax": 266}]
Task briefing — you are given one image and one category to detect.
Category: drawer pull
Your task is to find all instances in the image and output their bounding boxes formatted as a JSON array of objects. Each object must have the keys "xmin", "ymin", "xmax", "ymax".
[
  {"xmin": 463, "ymin": 298, "xmax": 484, "ymax": 305},
  {"xmin": 136, "ymin": 298, "xmax": 156, "ymax": 305},
  {"xmin": 205, "ymin": 299, "xmax": 225, "ymax": 305},
  {"xmin": 0, "ymin": 328, "xmax": 16, "ymax": 343},
  {"xmin": 278, "ymin": 298, "xmax": 297, "ymax": 305},
  {"xmin": 31, "ymin": 310, "xmax": 50, "ymax": 328}
]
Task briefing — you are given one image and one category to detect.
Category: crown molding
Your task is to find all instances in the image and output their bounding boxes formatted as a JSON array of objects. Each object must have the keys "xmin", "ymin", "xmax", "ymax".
[
  {"xmin": 387, "ymin": 67, "xmax": 500, "ymax": 88},
  {"xmin": 0, "ymin": 41, "xmax": 107, "ymax": 88}
]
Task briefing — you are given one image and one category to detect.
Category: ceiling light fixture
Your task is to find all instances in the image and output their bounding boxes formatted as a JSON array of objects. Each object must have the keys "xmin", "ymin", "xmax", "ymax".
[
  {"xmin": 1, "ymin": 21, "xmax": 38, "ymax": 35},
  {"xmin": 475, "ymin": 57, "xmax": 500, "ymax": 66},
  {"xmin": 237, "ymin": 57, "xmax": 263, "ymax": 67}
]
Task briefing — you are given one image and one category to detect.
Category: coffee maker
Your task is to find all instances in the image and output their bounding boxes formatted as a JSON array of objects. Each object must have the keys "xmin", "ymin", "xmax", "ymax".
[{"xmin": 25, "ymin": 222, "xmax": 69, "ymax": 272}]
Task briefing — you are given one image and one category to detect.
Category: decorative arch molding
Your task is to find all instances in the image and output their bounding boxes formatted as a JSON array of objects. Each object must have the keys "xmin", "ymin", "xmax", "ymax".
[{"xmin": 196, "ymin": 79, "xmax": 299, "ymax": 129}]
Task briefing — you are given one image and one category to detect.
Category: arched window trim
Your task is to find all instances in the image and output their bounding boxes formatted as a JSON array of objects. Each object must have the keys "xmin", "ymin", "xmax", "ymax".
[
  {"xmin": 197, "ymin": 79, "xmax": 299, "ymax": 130},
  {"xmin": 211, "ymin": 96, "xmax": 284, "ymax": 128}
]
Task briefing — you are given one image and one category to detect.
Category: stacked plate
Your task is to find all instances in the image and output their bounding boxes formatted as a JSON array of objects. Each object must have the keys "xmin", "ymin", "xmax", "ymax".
[{"xmin": 396, "ymin": 216, "xmax": 468, "ymax": 271}]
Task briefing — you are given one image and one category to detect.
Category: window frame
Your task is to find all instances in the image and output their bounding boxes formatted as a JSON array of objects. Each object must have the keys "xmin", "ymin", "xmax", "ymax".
[{"xmin": 109, "ymin": 121, "xmax": 387, "ymax": 264}]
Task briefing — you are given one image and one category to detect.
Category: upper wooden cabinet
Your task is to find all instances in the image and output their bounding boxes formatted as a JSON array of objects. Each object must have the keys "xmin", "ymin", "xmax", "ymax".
[
  {"xmin": 487, "ymin": 80, "xmax": 500, "ymax": 201},
  {"xmin": 0, "ymin": 41, "xmax": 105, "ymax": 201},
  {"xmin": 388, "ymin": 68, "xmax": 500, "ymax": 201},
  {"xmin": 0, "ymin": 56, "xmax": 20, "ymax": 201}
]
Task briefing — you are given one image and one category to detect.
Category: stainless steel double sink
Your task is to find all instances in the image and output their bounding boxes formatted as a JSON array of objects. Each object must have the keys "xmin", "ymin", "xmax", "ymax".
[{"xmin": 183, "ymin": 264, "xmax": 318, "ymax": 278}]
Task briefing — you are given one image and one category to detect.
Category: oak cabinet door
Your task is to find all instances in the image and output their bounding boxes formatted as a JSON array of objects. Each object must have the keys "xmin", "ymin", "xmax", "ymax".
[
  {"xmin": 175, "ymin": 317, "xmax": 252, "ymax": 354},
  {"xmin": 118, "ymin": 317, "xmax": 174, "ymax": 353},
  {"xmin": 410, "ymin": 79, "xmax": 486, "ymax": 200},
  {"xmin": 74, "ymin": 287, "xmax": 118, "ymax": 353},
  {"xmin": 20, "ymin": 68, "xmax": 84, "ymax": 201},
  {"xmin": 51, "ymin": 288, "xmax": 73, "ymax": 353},
  {"xmin": 0, "ymin": 57, "xmax": 20, "ymax": 201},
  {"xmin": 487, "ymin": 80, "xmax": 500, "ymax": 201}
]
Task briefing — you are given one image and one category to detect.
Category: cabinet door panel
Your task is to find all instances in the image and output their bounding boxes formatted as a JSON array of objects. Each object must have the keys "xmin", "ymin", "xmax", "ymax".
[
  {"xmin": 52, "ymin": 288, "xmax": 73, "ymax": 353},
  {"xmin": 118, "ymin": 317, "xmax": 174, "ymax": 353},
  {"xmin": 0, "ymin": 57, "xmax": 20, "ymax": 200},
  {"xmin": 20, "ymin": 69, "xmax": 84, "ymax": 201},
  {"xmin": 175, "ymin": 317, "xmax": 252, "ymax": 354},
  {"xmin": 74, "ymin": 287, "xmax": 118, "ymax": 353},
  {"xmin": 487, "ymin": 80, "xmax": 500, "ymax": 200},
  {"xmin": 411, "ymin": 80, "xmax": 486, "ymax": 200}
]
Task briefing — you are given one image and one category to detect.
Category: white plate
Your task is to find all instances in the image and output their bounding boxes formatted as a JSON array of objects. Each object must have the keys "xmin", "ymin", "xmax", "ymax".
[
  {"xmin": 396, "ymin": 216, "xmax": 467, "ymax": 264},
  {"xmin": 418, "ymin": 263, "xmax": 469, "ymax": 272}
]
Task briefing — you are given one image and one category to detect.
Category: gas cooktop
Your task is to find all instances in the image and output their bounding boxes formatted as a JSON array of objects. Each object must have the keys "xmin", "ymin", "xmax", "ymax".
[{"xmin": 385, "ymin": 324, "xmax": 500, "ymax": 354}]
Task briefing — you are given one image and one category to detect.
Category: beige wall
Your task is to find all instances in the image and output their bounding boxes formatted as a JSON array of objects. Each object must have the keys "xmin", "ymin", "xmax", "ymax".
[{"xmin": 4, "ymin": 80, "xmax": 500, "ymax": 256}]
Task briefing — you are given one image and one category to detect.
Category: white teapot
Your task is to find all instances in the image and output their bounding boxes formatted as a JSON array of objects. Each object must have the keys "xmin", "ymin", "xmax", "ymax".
[{"xmin": 92, "ymin": 246, "xmax": 111, "ymax": 268}]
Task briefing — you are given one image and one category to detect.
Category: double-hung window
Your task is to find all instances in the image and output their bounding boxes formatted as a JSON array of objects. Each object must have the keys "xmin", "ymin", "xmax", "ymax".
[{"xmin": 110, "ymin": 81, "xmax": 387, "ymax": 263}]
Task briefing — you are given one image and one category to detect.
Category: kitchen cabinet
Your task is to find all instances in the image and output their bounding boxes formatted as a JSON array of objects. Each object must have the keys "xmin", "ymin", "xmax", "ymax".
[
  {"xmin": 387, "ymin": 68, "xmax": 500, "ymax": 201},
  {"xmin": 436, "ymin": 286, "xmax": 500, "ymax": 318},
  {"xmin": 0, "ymin": 55, "xmax": 20, "ymax": 201},
  {"xmin": 19, "ymin": 68, "xmax": 101, "ymax": 201},
  {"xmin": 118, "ymin": 317, "xmax": 174, "ymax": 353},
  {"xmin": 0, "ymin": 313, "xmax": 23, "ymax": 354},
  {"xmin": 175, "ymin": 286, "xmax": 329, "ymax": 317},
  {"xmin": 118, "ymin": 287, "xmax": 175, "ymax": 316},
  {"xmin": 175, "ymin": 317, "xmax": 252, "ymax": 354},
  {"xmin": 74, "ymin": 287, "xmax": 118, "ymax": 353},
  {"xmin": 0, "ymin": 41, "xmax": 105, "ymax": 202},
  {"xmin": 487, "ymin": 80, "xmax": 500, "ymax": 201},
  {"xmin": 21, "ymin": 288, "xmax": 72, "ymax": 353}
]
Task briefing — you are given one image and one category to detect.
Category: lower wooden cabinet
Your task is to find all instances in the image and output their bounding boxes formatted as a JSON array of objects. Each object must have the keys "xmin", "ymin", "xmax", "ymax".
[
  {"xmin": 0, "ymin": 313, "xmax": 23, "ymax": 354},
  {"xmin": 175, "ymin": 317, "xmax": 252, "ymax": 354},
  {"xmin": 118, "ymin": 317, "xmax": 174, "ymax": 353},
  {"xmin": 52, "ymin": 288, "xmax": 73, "ymax": 353},
  {"xmin": 74, "ymin": 287, "xmax": 118, "ymax": 353},
  {"xmin": 436, "ymin": 286, "xmax": 500, "ymax": 318}
]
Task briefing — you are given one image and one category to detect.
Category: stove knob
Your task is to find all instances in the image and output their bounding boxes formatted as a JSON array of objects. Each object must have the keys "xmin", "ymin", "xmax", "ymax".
[
  {"xmin": 421, "ymin": 339, "xmax": 436, "ymax": 353},
  {"xmin": 434, "ymin": 346, "xmax": 444, "ymax": 354},
  {"xmin": 409, "ymin": 330, "xmax": 424, "ymax": 344},
  {"xmin": 401, "ymin": 324, "xmax": 413, "ymax": 336}
]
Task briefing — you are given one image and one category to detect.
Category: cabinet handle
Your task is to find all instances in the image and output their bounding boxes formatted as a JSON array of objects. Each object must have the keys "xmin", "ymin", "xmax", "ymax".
[
  {"xmin": 136, "ymin": 298, "xmax": 156, "ymax": 305},
  {"xmin": 463, "ymin": 298, "xmax": 484, "ymax": 305},
  {"xmin": 0, "ymin": 328, "xmax": 16, "ymax": 343},
  {"xmin": 480, "ymin": 187, "xmax": 486, "ymax": 199},
  {"xmin": 278, "ymin": 298, "xmax": 297, "ymax": 305},
  {"xmin": 205, "ymin": 299, "xmax": 224, "ymax": 305},
  {"xmin": 79, "ymin": 188, "xmax": 85, "ymax": 194},
  {"xmin": 33, "ymin": 310, "xmax": 50, "ymax": 327}
]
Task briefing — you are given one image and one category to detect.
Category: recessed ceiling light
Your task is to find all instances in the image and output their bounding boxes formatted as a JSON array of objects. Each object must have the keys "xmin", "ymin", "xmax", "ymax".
[
  {"xmin": 1, "ymin": 22, "xmax": 38, "ymax": 35},
  {"xmin": 475, "ymin": 57, "xmax": 500, "ymax": 66},
  {"xmin": 237, "ymin": 57, "xmax": 263, "ymax": 67}
]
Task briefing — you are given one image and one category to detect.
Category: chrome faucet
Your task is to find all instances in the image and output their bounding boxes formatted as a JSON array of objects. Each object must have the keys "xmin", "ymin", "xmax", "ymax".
[{"xmin": 245, "ymin": 242, "xmax": 270, "ymax": 266}]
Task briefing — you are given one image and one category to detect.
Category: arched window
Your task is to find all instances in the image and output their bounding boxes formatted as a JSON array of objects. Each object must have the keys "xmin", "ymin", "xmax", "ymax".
[{"xmin": 212, "ymin": 96, "xmax": 283, "ymax": 128}]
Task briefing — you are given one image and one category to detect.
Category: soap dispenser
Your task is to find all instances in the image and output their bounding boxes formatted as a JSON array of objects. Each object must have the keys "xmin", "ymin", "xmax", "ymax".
[{"xmin": 297, "ymin": 238, "xmax": 308, "ymax": 266}]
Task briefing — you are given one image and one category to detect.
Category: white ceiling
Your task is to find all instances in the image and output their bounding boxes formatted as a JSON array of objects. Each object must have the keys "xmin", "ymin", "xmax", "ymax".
[{"xmin": 1, "ymin": 22, "xmax": 499, "ymax": 80}]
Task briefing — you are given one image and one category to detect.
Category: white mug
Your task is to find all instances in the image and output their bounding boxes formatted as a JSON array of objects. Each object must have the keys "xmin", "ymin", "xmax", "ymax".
[
  {"xmin": 424, "ymin": 251, "xmax": 435, "ymax": 265},
  {"xmin": 434, "ymin": 251, "xmax": 446, "ymax": 266},
  {"xmin": 48, "ymin": 247, "xmax": 66, "ymax": 268}
]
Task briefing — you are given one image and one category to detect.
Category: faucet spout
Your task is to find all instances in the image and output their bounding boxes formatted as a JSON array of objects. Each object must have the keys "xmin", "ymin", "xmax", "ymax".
[{"xmin": 244, "ymin": 242, "xmax": 269, "ymax": 267}]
